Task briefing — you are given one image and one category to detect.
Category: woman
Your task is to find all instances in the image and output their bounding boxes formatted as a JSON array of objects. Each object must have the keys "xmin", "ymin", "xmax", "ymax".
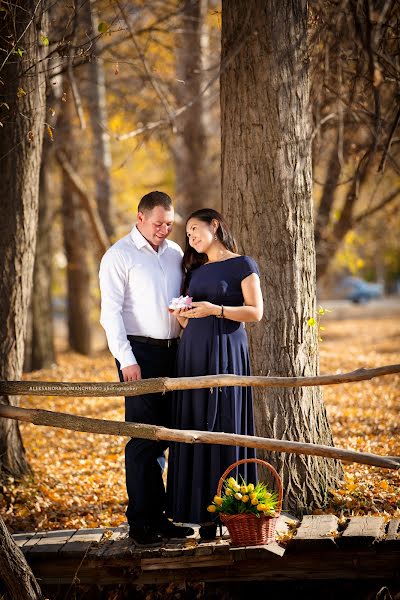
[{"xmin": 167, "ymin": 208, "xmax": 263, "ymax": 531}]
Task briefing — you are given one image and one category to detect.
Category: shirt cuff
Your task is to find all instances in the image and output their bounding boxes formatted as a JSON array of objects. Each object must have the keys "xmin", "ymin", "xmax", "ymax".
[{"xmin": 119, "ymin": 350, "xmax": 137, "ymax": 370}]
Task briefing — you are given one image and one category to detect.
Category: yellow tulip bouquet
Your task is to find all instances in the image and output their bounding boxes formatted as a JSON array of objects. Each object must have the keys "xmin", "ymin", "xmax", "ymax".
[{"xmin": 207, "ymin": 476, "xmax": 279, "ymax": 518}]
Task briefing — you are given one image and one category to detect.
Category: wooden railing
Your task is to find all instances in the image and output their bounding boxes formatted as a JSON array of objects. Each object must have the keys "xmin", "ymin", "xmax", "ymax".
[{"xmin": 0, "ymin": 364, "xmax": 399, "ymax": 470}]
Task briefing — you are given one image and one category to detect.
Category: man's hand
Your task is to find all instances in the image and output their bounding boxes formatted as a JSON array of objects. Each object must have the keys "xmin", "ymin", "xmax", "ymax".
[{"xmin": 122, "ymin": 364, "xmax": 142, "ymax": 381}]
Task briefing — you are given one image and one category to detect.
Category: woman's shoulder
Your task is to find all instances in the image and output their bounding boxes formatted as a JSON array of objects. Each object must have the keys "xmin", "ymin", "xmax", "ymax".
[{"xmin": 233, "ymin": 255, "xmax": 260, "ymax": 278}]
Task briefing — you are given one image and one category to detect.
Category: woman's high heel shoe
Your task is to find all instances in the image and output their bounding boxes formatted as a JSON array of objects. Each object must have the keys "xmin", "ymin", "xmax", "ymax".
[
  {"xmin": 199, "ymin": 520, "xmax": 223, "ymax": 540},
  {"xmin": 199, "ymin": 522, "xmax": 217, "ymax": 540}
]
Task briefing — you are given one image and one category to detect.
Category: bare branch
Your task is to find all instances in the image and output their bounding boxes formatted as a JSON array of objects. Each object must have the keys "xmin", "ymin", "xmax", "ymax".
[
  {"xmin": 353, "ymin": 187, "xmax": 400, "ymax": 224},
  {"xmin": 378, "ymin": 105, "xmax": 400, "ymax": 172},
  {"xmin": 0, "ymin": 404, "xmax": 398, "ymax": 470},
  {"xmin": 1, "ymin": 364, "xmax": 399, "ymax": 397},
  {"xmin": 56, "ymin": 149, "xmax": 110, "ymax": 257},
  {"xmin": 116, "ymin": 0, "xmax": 176, "ymax": 129}
]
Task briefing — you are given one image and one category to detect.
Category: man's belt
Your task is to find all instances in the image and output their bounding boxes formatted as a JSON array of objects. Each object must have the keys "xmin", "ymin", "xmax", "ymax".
[{"xmin": 128, "ymin": 335, "xmax": 179, "ymax": 348}]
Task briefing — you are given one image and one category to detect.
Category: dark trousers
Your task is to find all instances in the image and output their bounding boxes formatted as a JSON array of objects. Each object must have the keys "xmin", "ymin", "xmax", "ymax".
[{"xmin": 116, "ymin": 338, "xmax": 177, "ymax": 527}]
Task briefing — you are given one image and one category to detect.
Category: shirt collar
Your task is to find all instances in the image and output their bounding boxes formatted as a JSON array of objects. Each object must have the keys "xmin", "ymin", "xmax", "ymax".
[{"xmin": 130, "ymin": 226, "xmax": 168, "ymax": 255}]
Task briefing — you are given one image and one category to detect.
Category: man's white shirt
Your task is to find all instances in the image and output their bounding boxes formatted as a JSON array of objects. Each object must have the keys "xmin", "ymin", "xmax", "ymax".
[{"xmin": 99, "ymin": 226, "xmax": 183, "ymax": 369}]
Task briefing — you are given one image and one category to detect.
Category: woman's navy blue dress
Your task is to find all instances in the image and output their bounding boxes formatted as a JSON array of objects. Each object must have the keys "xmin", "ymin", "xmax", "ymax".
[{"xmin": 167, "ymin": 255, "xmax": 259, "ymax": 524}]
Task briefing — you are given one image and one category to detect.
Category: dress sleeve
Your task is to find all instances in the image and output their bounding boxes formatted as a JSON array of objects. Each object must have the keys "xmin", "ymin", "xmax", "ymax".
[{"xmin": 238, "ymin": 256, "xmax": 260, "ymax": 281}]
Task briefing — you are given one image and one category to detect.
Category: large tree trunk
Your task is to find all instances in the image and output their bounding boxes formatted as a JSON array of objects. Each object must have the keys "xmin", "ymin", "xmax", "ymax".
[
  {"xmin": 0, "ymin": 517, "xmax": 44, "ymax": 600},
  {"xmin": 221, "ymin": 0, "xmax": 343, "ymax": 514},
  {"xmin": 60, "ymin": 85, "xmax": 92, "ymax": 356},
  {"xmin": 0, "ymin": 0, "xmax": 48, "ymax": 477},
  {"xmin": 173, "ymin": 0, "xmax": 213, "ymax": 243},
  {"xmin": 83, "ymin": 0, "xmax": 115, "ymax": 239}
]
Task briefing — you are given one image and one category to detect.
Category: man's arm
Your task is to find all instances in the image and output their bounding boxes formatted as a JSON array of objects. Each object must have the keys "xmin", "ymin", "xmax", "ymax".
[{"xmin": 99, "ymin": 250, "xmax": 141, "ymax": 381}]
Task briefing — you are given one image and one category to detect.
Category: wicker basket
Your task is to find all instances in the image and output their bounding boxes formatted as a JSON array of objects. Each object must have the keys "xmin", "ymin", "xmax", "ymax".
[{"xmin": 217, "ymin": 458, "xmax": 283, "ymax": 547}]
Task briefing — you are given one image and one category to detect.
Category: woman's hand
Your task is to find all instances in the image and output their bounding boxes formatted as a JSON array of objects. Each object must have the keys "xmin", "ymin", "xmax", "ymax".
[
  {"xmin": 183, "ymin": 301, "xmax": 219, "ymax": 319},
  {"xmin": 169, "ymin": 306, "xmax": 190, "ymax": 318},
  {"xmin": 169, "ymin": 306, "xmax": 191, "ymax": 328}
]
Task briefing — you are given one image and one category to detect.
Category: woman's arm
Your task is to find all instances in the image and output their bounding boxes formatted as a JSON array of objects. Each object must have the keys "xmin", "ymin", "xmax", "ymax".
[{"xmin": 183, "ymin": 274, "xmax": 263, "ymax": 323}]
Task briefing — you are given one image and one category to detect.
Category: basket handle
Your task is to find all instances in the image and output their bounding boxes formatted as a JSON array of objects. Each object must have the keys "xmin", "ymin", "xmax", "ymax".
[{"xmin": 217, "ymin": 458, "xmax": 283, "ymax": 513}]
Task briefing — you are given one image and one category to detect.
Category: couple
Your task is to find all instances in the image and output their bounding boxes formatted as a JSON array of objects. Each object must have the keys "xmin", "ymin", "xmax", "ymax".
[{"xmin": 99, "ymin": 191, "xmax": 263, "ymax": 547}]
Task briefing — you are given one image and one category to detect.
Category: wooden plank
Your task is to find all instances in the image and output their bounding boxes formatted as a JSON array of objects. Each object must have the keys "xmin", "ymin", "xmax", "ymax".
[
  {"xmin": 244, "ymin": 542, "xmax": 285, "ymax": 558},
  {"xmin": 276, "ymin": 512, "xmax": 299, "ymax": 536},
  {"xmin": 292, "ymin": 514, "xmax": 339, "ymax": 546},
  {"xmin": 101, "ymin": 535, "xmax": 135, "ymax": 559},
  {"xmin": 109, "ymin": 524, "xmax": 129, "ymax": 541},
  {"xmin": 385, "ymin": 519, "xmax": 400, "ymax": 541},
  {"xmin": 193, "ymin": 541, "xmax": 215, "ymax": 557},
  {"xmin": 339, "ymin": 516, "xmax": 385, "ymax": 545},
  {"xmin": 21, "ymin": 532, "xmax": 46, "ymax": 554},
  {"xmin": 140, "ymin": 553, "xmax": 234, "ymax": 571},
  {"xmin": 60, "ymin": 528, "xmax": 107, "ymax": 556},
  {"xmin": 23, "ymin": 541, "xmax": 400, "ymax": 586},
  {"xmin": 161, "ymin": 541, "xmax": 189, "ymax": 558},
  {"xmin": 29, "ymin": 529, "xmax": 77, "ymax": 555},
  {"xmin": 212, "ymin": 538, "xmax": 231, "ymax": 554},
  {"xmin": 87, "ymin": 526, "xmax": 127, "ymax": 558},
  {"xmin": 13, "ymin": 532, "xmax": 37, "ymax": 547}
]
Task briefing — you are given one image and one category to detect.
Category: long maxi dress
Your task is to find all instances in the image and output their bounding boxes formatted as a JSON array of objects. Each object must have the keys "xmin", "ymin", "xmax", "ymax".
[{"xmin": 166, "ymin": 255, "xmax": 259, "ymax": 525}]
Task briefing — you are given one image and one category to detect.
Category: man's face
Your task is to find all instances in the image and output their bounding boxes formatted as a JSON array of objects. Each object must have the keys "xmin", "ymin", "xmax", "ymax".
[{"xmin": 137, "ymin": 205, "xmax": 174, "ymax": 249}]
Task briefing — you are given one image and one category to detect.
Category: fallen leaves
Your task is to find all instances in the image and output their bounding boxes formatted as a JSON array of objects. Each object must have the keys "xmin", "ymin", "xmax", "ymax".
[{"xmin": 319, "ymin": 314, "xmax": 400, "ymax": 518}]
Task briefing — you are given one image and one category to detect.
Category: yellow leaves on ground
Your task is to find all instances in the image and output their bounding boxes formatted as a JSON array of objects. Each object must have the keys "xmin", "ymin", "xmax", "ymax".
[
  {"xmin": 319, "ymin": 313, "xmax": 400, "ymax": 518},
  {"xmin": 0, "ymin": 311, "xmax": 399, "ymax": 533}
]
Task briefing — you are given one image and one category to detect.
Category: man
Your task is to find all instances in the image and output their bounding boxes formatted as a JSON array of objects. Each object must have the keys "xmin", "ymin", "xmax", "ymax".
[{"xmin": 99, "ymin": 191, "xmax": 193, "ymax": 546}]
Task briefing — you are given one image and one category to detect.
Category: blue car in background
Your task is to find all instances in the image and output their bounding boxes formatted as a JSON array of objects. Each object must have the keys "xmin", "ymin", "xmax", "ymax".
[{"xmin": 340, "ymin": 276, "xmax": 383, "ymax": 304}]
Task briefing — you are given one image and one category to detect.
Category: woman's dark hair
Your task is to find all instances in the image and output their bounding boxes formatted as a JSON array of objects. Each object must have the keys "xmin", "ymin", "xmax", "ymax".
[{"xmin": 181, "ymin": 208, "xmax": 237, "ymax": 294}]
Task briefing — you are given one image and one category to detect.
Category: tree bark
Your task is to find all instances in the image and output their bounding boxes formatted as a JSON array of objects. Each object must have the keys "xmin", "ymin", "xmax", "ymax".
[
  {"xmin": 314, "ymin": 143, "xmax": 343, "ymax": 281},
  {"xmin": 83, "ymin": 0, "xmax": 115, "ymax": 239},
  {"xmin": 59, "ymin": 86, "xmax": 92, "ymax": 356},
  {"xmin": 221, "ymin": 0, "xmax": 343, "ymax": 514},
  {"xmin": 30, "ymin": 137, "xmax": 56, "ymax": 370},
  {"xmin": 0, "ymin": 0, "xmax": 48, "ymax": 477},
  {"xmin": 0, "ymin": 517, "xmax": 44, "ymax": 600},
  {"xmin": 173, "ymin": 0, "xmax": 215, "ymax": 244}
]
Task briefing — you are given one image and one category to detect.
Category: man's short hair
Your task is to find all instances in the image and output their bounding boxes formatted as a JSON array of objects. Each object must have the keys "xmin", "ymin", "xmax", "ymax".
[{"xmin": 138, "ymin": 191, "xmax": 173, "ymax": 213}]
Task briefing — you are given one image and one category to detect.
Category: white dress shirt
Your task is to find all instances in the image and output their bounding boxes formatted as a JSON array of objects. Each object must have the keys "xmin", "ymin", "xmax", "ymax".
[{"xmin": 99, "ymin": 226, "xmax": 183, "ymax": 369}]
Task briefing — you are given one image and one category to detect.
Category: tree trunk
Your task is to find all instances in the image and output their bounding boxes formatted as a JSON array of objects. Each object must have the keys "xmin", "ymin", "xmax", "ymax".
[
  {"xmin": 60, "ymin": 86, "xmax": 92, "ymax": 356},
  {"xmin": 317, "ymin": 155, "xmax": 372, "ymax": 281},
  {"xmin": 31, "ymin": 138, "xmax": 56, "ymax": 370},
  {"xmin": 0, "ymin": 0, "xmax": 48, "ymax": 477},
  {"xmin": 221, "ymin": 0, "xmax": 343, "ymax": 514},
  {"xmin": 83, "ymin": 0, "xmax": 115, "ymax": 239},
  {"xmin": 0, "ymin": 516, "xmax": 44, "ymax": 600},
  {"xmin": 314, "ymin": 143, "xmax": 343, "ymax": 281},
  {"xmin": 173, "ymin": 0, "xmax": 214, "ymax": 243}
]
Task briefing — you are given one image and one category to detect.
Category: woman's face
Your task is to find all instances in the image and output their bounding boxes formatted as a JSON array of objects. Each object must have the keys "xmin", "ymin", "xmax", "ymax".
[{"xmin": 186, "ymin": 218, "xmax": 215, "ymax": 254}]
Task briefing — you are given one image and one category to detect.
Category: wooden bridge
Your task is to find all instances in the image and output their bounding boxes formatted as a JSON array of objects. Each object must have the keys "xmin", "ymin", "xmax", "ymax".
[{"xmin": 13, "ymin": 514, "xmax": 400, "ymax": 587}]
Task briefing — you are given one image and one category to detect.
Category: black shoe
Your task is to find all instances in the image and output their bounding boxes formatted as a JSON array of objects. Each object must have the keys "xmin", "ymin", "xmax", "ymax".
[
  {"xmin": 157, "ymin": 517, "xmax": 195, "ymax": 539},
  {"xmin": 199, "ymin": 522, "xmax": 217, "ymax": 540},
  {"xmin": 128, "ymin": 525, "xmax": 164, "ymax": 547}
]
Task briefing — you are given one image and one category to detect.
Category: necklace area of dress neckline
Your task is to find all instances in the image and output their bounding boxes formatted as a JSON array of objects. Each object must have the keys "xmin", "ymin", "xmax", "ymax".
[{"xmin": 203, "ymin": 255, "xmax": 244, "ymax": 266}]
